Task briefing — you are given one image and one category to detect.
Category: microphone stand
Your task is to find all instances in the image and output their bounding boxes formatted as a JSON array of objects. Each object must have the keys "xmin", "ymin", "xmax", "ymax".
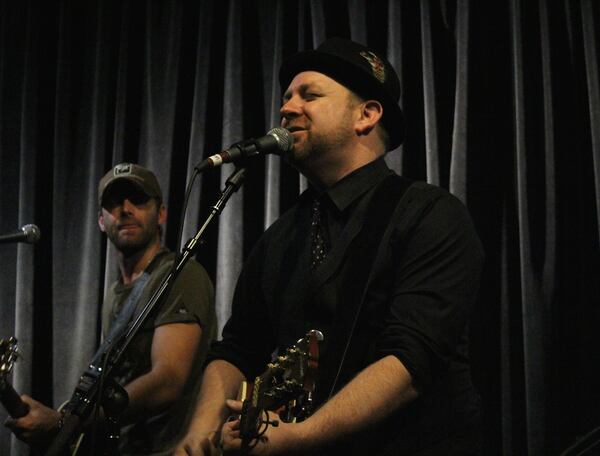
[{"xmin": 45, "ymin": 167, "xmax": 247, "ymax": 456}]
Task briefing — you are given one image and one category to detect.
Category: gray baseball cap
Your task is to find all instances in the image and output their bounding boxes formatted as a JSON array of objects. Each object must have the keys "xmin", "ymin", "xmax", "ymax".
[{"xmin": 98, "ymin": 163, "xmax": 162, "ymax": 207}]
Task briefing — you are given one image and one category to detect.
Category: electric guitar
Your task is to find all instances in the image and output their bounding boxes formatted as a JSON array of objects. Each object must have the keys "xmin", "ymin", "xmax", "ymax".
[
  {"xmin": 238, "ymin": 329, "xmax": 324, "ymax": 449},
  {"xmin": 0, "ymin": 337, "xmax": 29, "ymax": 418},
  {"xmin": 0, "ymin": 338, "xmax": 100, "ymax": 456}
]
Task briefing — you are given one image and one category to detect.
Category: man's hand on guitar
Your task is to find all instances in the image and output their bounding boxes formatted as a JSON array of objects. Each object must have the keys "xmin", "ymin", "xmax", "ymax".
[
  {"xmin": 4, "ymin": 395, "xmax": 60, "ymax": 446},
  {"xmin": 221, "ymin": 399, "xmax": 306, "ymax": 456}
]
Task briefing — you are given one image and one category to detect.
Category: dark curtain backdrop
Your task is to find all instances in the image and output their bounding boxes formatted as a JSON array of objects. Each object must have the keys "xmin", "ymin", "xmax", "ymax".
[{"xmin": 0, "ymin": 0, "xmax": 598, "ymax": 454}]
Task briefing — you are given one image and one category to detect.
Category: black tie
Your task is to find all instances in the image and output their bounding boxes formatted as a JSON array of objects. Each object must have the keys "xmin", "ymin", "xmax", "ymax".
[{"xmin": 310, "ymin": 197, "xmax": 329, "ymax": 269}]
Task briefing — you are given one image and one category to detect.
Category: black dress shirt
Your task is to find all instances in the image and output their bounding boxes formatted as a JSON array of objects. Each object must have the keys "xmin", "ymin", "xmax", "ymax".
[{"xmin": 209, "ymin": 157, "xmax": 484, "ymax": 455}]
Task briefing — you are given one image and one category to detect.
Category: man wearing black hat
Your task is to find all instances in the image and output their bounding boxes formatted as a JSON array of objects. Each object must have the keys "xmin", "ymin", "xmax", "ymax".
[
  {"xmin": 176, "ymin": 38, "xmax": 483, "ymax": 456},
  {"xmin": 6, "ymin": 163, "xmax": 217, "ymax": 454}
]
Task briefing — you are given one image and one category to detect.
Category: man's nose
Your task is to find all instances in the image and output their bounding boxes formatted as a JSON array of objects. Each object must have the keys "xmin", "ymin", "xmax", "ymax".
[
  {"xmin": 120, "ymin": 198, "xmax": 135, "ymax": 213},
  {"xmin": 280, "ymin": 97, "xmax": 301, "ymax": 123}
]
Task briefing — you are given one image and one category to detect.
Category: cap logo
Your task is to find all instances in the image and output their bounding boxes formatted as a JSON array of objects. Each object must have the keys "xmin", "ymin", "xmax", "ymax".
[
  {"xmin": 113, "ymin": 163, "xmax": 132, "ymax": 177},
  {"xmin": 360, "ymin": 51, "xmax": 386, "ymax": 84}
]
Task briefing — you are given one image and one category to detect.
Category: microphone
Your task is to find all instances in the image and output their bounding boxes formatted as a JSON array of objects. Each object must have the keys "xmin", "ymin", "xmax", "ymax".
[
  {"xmin": 0, "ymin": 224, "xmax": 41, "ymax": 244},
  {"xmin": 195, "ymin": 127, "xmax": 293, "ymax": 172}
]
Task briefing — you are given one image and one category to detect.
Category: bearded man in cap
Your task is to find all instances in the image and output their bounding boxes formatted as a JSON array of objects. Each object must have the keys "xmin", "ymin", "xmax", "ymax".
[
  {"xmin": 6, "ymin": 163, "xmax": 217, "ymax": 455},
  {"xmin": 176, "ymin": 37, "xmax": 484, "ymax": 456}
]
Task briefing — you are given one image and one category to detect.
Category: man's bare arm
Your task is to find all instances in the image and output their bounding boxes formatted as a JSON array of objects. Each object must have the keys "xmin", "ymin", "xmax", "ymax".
[
  {"xmin": 122, "ymin": 322, "xmax": 201, "ymax": 421},
  {"xmin": 299, "ymin": 355, "xmax": 418, "ymax": 448},
  {"xmin": 173, "ymin": 359, "xmax": 246, "ymax": 455},
  {"xmin": 222, "ymin": 355, "xmax": 418, "ymax": 455},
  {"xmin": 3, "ymin": 323, "xmax": 201, "ymax": 444}
]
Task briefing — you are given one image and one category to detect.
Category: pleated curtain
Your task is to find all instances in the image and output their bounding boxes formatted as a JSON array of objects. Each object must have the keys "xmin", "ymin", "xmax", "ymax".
[{"xmin": 0, "ymin": 1, "xmax": 598, "ymax": 454}]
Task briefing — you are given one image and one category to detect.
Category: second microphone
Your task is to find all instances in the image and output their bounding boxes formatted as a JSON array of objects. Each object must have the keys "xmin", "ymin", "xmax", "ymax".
[{"xmin": 195, "ymin": 127, "xmax": 293, "ymax": 173}]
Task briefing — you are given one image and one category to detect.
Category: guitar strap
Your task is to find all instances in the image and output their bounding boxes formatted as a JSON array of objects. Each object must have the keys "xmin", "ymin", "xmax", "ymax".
[
  {"xmin": 90, "ymin": 271, "xmax": 151, "ymax": 367},
  {"xmin": 316, "ymin": 174, "xmax": 417, "ymax": 402}
]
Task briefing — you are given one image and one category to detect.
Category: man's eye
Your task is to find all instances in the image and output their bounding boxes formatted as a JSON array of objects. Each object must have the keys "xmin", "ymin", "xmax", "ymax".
[
  {"xmin": 101, "ymin": 193, "xmax": 149, "ymax": 209},
  {"xmin": 102, "ymin": 199, "xmax": 118, "ymax": 211},
  {"xmin": 128, "ymin": 194, "xmax": 150, "ymax": 205}
]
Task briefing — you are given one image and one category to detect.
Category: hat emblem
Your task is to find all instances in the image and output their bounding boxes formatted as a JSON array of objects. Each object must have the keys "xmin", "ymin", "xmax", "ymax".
[
  {"xmin": 360, "ymin": 51, "xmax": 386, "ymax": 84},
  {"xmin": 114, "ymin": 163, "xmax": 132, "ymax": 177}
]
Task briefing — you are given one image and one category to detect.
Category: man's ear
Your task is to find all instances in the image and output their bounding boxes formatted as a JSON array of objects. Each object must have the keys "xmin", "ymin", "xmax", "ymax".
[
  {"xmin": 355, "ymin": 100, "xmax": 383, "ymax": 136},
  {"xmin": 158, "ymin": 204, "xmax": 167, "ymax": 225},
  {"xmin": 98, "ymin": 210, "xmax": 106, "ymax": 233}
]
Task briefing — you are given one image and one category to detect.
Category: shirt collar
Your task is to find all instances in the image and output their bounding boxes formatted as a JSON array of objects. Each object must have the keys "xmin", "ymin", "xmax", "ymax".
[{"xmin": 320, "ymin": 157, "xmax": 392, "ymax": 213}]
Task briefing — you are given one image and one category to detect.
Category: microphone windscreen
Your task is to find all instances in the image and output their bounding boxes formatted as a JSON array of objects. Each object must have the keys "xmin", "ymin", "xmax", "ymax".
[
  {"xmin": 267, "ymin": 127, "xmax": 293, "ymax": 154},
  {"xmin": 22, "ymin": 224, "xmax": 41, "ymax": 244}
]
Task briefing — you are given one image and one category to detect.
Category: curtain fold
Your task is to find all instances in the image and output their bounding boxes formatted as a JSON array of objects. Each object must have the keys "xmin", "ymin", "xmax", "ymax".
[
  {"xmin": 581, "ymin": 0, "xmax": 600, "ymax": 236},
  {"xmin": 215, "ymin": 0, "xmax": 246, "ymax": 334},
  {"xmin": 449, "ymin": 0, "xmax": 469, "ymax": 201},
  {"xmin": 509, "ymin": 1, "xmax": 546, "ymax": 453},
  {"xmin": 421, "ymin": 0, "xmax": 441, "ymax": 186},
  {"xmin": 385, "ymin": 0, "xmax": 404, "ymax": 171},
  {"xmin": 181, "ymin": 0, "xmax": 214, "ymax": 247},
  {"xmin": 261, "ymin": 1, "xmax": 285, "ymax": 228},
  {"xmin": 0, "ymin": 1, "xmax": 598, "ymax": 454}
]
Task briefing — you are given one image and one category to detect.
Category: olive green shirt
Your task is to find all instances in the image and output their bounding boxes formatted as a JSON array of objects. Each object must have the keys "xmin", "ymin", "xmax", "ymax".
[{"xmin": 102, "ymin": 248, "xmax": 216, "ymax": 454}]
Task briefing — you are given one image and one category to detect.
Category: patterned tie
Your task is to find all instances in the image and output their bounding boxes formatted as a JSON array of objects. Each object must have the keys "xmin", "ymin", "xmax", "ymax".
[{"xmin": 310, "ymin": 197, "xmax": 329, "ymax": 269}]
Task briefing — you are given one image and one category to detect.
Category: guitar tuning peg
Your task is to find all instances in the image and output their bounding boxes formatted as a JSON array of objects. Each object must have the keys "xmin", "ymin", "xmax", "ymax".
[
  {"xmin": 284, "ymin": 379, "xmax": 300, "ymax": 389},
  {"xmin": 268, "ymin": 362, "xmax": 284, "ymax": 372},
  {"xmin": 307, "ymin": 329, "xmax": 324, "ymax": 340}
]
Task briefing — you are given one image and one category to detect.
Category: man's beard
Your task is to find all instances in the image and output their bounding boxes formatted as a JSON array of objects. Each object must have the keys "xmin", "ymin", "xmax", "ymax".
[
  {"xmin": 285, "ymin": 107, "xmax": 356, "ymax": 168},
  {"xmin": 107, "ymin": 222, "xmax": 158, "ymax": 257},
  {"xmin": 286, "ymin": 123, "xmax": 354, "ymax": 169}
]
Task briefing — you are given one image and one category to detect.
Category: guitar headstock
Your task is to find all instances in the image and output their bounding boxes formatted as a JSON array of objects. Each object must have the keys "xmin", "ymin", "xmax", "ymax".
[
  {"xmin": 253, "ymin": 329, "xmax": 323, "ymax": 409},
  {"xmin": 240, "ymin": 330, "xmax": 324, "ymax": 443},
  {"xmin": 258, "ymin": 329, "xmax": 323, "ymax": 408},
  {"xmin": 0, "ymin": 337, "xmax": 20, "ymax": 378}
]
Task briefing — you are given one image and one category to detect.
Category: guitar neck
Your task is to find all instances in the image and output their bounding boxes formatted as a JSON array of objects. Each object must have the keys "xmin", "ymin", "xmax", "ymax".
[{"xmin": 0, "ymin": 378, "xmax": 29, "ymax": 418}]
